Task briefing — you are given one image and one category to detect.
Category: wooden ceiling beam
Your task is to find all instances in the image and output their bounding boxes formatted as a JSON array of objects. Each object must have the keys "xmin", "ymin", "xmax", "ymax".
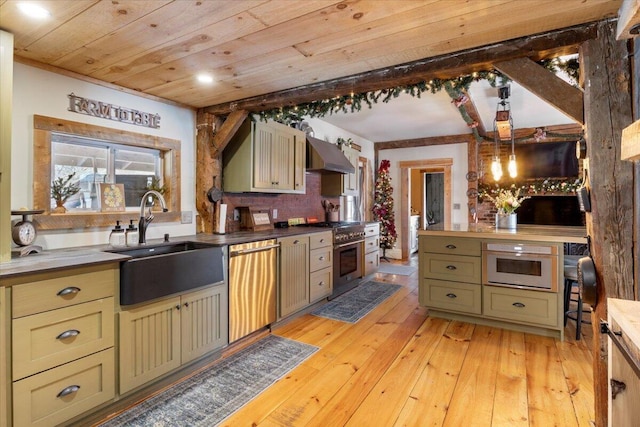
[
  {"xmin": 211, "ymin": 110, "xmax": 249, "ymax": 155},
  {"xmin": 493, "ymin": 57, "xmax": 584, "ymax": 124},
  {"xmin": 375, "ymin": 134, "xmax": 474, "ymax": 152},
  {"xmin": 616, "ymin": 0, "xmax": 640, "ymax": 39},
  {"xmin": 461, "ymin": 90, "xmax": 486, "ymax": 137},
  {"xmin": 203, "ymin": 23, "xmax": 598, "ymax": 115}
]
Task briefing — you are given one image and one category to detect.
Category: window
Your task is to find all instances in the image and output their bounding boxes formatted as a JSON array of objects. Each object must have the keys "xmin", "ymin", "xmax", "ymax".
[
  {"xmin": 51, "ymin": 134, "xmax": 163, "ymax": 211},
  {"xmin": 33, "ymin": 115, "xmax": 181, "ymax": 230}
]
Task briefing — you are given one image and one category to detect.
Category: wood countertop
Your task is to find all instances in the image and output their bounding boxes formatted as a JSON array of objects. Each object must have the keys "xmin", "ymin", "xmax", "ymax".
[
  {"xmin": 0, "ymin": 225, "xmax": 344, "ymax": 280},
  {"xmin": 609, "ymin": 298, "xmax": 640, "ymax": 352},
  {"xmin": 418, "ymin": 224, "xmax": 587, "ymax": 244}
]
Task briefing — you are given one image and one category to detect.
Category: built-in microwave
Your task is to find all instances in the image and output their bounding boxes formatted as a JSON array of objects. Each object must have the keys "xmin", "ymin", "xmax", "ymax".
[{"xmin": 482, "ymin": 242, "xmax": 559, "ymax": 292}]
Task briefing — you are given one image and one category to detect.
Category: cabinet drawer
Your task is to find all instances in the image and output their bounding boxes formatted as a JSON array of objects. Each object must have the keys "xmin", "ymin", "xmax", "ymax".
[
  {"xmin": 310, "ymin": 269, "xmax": 332, "ymax": 302},
  {"xmin": 310, "ymin": 247, "xmax": 332, "ymax": 272},
  {"xmin": 12, "ymin": 266, "xmax": 116, "ymax": 318},
  {"xmin": 420, "ymin": 279, "xmax": 481, "ymax": 315},
  {"xmin": 13, "ymin": 348, "xmax": 115, "ymax": 427},
  {"xmin": 364, "ymin": 223, "xmax": 379, "ymax": 238},
  {"xmin": 483, "ymin": 286, "xmax": 559, "ymax": 327},
  {"xmin": 421, "ymin": 236, "xmax": 481, "ymax": 256},
  {"xmin": 422, "ymin": 253, "xmax": 481, "ymax": 284},
  {"xmin": 310, "ymin": 231, "xmax": 332, "ymax": 249},
  {"xmin": 364, "ymin": 235, "xmax": 379, "ymax": 254},
  {"xmin": 13, "ymin": 298, "xmax": 114, "ymax": 380},
  {"xmin": 364, "ymin": 250, "xmax": 379, "ymax": 276}
]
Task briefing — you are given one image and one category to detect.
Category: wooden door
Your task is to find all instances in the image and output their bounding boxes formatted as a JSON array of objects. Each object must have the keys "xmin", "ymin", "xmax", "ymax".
[
  {"xmin": 272, "ymin": 129, "xmax": 295, "ymax": 191},
  {"xmin": 293, "ymin": 134, "xmax": 306, "ymax": 193},
  {"xmin": 181, "ymin": 284, "xmax": 228, "ymax": 364},
  {"xmin": 119, "ymin": 297, "xmax": 181, "ymax": 394},
  {"xmin": 279, "ymin": 235, "xmax": 310, "ymax": 318},
  {"xmin": 252, "ymin": 122, "xmax": 275, "ymax": 190}
]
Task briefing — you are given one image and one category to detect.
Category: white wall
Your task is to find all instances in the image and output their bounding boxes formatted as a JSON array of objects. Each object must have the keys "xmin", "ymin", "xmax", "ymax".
[
  {"xmin": 378, "ymin": 143, "xmax": 469, "ymax": 259},
  {"xmin": 11, "ymin": 63, "xmax": 197, "ymax": 249},
  {"xmin": 304, "ymin": 117, "xmax": 375, "ymax": 159}
]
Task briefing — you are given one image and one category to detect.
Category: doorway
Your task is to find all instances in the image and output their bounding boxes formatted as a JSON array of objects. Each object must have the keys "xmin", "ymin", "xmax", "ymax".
[
  {"xmin": 400, "ymin": 158, "xmax": 452, "ymax": 260},
  {"xmin": 423, "ymin": 172, "xmax": 445, "ymax": 228}
]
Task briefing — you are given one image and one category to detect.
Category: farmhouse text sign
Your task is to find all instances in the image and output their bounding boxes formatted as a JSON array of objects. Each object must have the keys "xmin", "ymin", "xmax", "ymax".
[{"xmin": 67, "ymin": 93, "xmax": 161, "ymax": 129}]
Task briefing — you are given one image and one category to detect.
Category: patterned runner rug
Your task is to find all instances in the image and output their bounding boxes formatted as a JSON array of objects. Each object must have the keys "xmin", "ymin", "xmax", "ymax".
[
  {"xmin": 311, "ymin": 281, "xmax": 401, "ymax": 323},
  {"xmin": 99, "ymin": 335, "xmax": 317, "ymax": 427},
  {"xmin": 377, "ymin": 263, "xmax": 417, "ymax": 276}
]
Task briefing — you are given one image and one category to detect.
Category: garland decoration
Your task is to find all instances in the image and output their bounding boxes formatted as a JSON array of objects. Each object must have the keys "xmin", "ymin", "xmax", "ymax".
[
  {"xmin": 478, "ymin": 177, "xmax": 584, "ymax": 200},
  {"xmin": 258, "ymin": 56, "xmax": 579, "ymax": 124}
]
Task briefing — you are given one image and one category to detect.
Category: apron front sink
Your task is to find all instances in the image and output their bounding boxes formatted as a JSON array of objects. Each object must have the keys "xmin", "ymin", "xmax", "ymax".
[{"xmin": 108, "ymin": 242, "xmax": 225, "ymax": 305}]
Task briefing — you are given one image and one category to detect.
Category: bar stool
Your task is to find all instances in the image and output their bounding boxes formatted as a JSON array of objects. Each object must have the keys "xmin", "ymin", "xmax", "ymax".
[{"xmin": 563, "ymin": 255, "xmax": 591, "ymax": 340}]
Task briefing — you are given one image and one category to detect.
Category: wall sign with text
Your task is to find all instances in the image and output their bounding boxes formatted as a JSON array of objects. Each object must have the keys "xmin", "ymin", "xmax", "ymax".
[{"xmin": 67, "ymin": 93, "xmax": 161, "ymax": 129}]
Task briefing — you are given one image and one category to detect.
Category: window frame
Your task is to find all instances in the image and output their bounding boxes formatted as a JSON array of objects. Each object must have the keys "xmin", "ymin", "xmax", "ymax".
[{"xmin": 33, "ymin": 115, "xmax": 181, "ymax": 230}]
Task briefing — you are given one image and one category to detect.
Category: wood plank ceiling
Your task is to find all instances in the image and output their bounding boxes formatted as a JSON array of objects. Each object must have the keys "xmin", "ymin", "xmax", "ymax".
[{"xmin": 0, "ymin": 0, "xmax": 622, "ymax": 113}]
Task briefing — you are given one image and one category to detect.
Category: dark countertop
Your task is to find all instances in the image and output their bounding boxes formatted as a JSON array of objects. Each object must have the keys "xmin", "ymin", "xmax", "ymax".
[{"xmin": 0, "ymin": 226, "xmax": 337, "ymax": 281}]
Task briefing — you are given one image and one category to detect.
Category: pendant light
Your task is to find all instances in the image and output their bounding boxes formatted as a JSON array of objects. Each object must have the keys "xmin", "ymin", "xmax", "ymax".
[{"xmin": 492, "ymin": 85, "xmax": 517, "ymax": 180}]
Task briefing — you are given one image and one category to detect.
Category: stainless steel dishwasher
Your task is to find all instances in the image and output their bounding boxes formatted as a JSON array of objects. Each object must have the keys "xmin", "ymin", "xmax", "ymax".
[{"xmin": 228, "ymin": 239, "xmax": 279, "ymax": 342}]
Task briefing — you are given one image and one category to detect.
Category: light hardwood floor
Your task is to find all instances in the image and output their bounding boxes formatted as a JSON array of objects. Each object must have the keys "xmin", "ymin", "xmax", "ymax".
[{"xmin": 221, "ymin": 257, "xmax": 595, "ymax": 427}]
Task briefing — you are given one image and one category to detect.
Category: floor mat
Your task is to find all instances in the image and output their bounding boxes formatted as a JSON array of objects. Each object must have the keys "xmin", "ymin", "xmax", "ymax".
[
  {"xmin": 311, "ymin": 281, "xmax": 401, "ymax": 323},
  {"xmin": 377, "ymin": 263, "xmax": 417, "ymax": 276},
  {"xmin": 99, "ymin": 335, "xmax": 318, "ymax": 427}
]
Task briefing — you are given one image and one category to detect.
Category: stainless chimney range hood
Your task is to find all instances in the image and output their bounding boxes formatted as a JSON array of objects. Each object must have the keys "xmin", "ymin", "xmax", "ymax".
[{"xmin": 306, "ymin": 136, "xmax": 355, "ymax": 174}]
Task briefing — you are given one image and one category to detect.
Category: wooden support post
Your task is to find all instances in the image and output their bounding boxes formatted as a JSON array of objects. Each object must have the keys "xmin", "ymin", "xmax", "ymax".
[
  {"xmin": 581, "ymin": 20, "xmax": 635, "ymax": 427},
  {"xmin": 195, "ymin": 110, "xmax": 218, "ymax": 234}
]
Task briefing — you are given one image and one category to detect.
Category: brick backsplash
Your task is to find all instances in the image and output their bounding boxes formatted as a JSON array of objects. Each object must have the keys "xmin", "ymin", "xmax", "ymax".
[{"xmin": 220, "ymin": 172, "xmax": 339, "ymax": 232}]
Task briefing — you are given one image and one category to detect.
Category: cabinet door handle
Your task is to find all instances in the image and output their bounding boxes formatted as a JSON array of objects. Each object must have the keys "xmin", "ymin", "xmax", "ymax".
[
  {"xmin": 319, "ymin": 281, "xmax": 325, "ymax": 286},
  {"xmin": 57, "ymin": 286, "xmax": 81, "ymax": 297},
  {"xmin": 319, "ymin": 256, "xmax": 325, "ymax": 261},
  {"xmin": 175, "ymin": 305, "xmax": 181, "ymax": 310},
  {"xmin": 512, "ymin": 302, "xmax": 526, "ymax": 308},
  {"xmin": 56, "ymin": 329, "xmax": 80, "ymax": 340},
  {"xmin": 57, "ymin": 385, "xmax": 80, "ymax": 398},
  {"xmin": 320, "ymin": 239, "xmax": 325, "ymax": 243},
  {"xmin": 611, "ymin": 379, "xmax": 626, "ymax": 399},
  {"xmin": 446, "ymin": 293, "xmax": 457, "ymax": 299},
  {"xmin": 293, "ymin": 240, "xmax": 299, "ymax": 244},
  {"xmin": 445, "ymin": 244, "xmax": 457, "ymax": 249},
  {"xmin": 446, "ymin": 265, "xmax": 457, "ymax": 270},
  {"xmin": 184, "ymin": 302, "xmax": 190, "ymax": 308}
]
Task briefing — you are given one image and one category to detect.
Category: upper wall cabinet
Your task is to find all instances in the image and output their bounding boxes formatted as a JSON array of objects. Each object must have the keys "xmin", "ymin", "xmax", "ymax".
[
  {"xmin": 321, "ymin": 144, "xmax": 359, "ymax": 196},
  {"xmin": 223, "ymin": 120, "xmax": 305, "ymax": 194}
]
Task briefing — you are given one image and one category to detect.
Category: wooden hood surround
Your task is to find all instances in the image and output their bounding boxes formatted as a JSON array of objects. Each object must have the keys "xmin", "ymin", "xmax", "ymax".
[{"xmin": 195, "ymin": 21, "xmax": 636, "ymax": 427}]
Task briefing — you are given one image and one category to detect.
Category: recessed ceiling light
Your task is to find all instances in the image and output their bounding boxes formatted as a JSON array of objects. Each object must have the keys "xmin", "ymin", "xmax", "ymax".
[
  {"xmin": 197, "ymin": 74, "xmax": 214, "ymax": 84},
  {"xmin": 17, "ymin": 2, "xmax": 51, "ymax": 19}
]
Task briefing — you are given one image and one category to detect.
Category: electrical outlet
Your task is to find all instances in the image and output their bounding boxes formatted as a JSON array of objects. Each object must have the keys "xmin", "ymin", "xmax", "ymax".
[
  {"xmin": 233, "ymin": 208, "xmax": 240, "ymax": 221},
  {"xmin": 272, "ymin": 209, "xmax": 278, "ymax": 219},
  {"xmin": 181, "ymin": 211, "xmax": 193, "ymax": 224},
  {"xmin": 453, "ymin": 203, "xmax": 461, "ymax": 210}
]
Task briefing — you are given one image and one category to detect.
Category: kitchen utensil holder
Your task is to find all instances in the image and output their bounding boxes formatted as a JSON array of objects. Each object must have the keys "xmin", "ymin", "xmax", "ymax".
[{"xmin": 327, "ymin": 211, "xmax": 339, "ymax": 222}]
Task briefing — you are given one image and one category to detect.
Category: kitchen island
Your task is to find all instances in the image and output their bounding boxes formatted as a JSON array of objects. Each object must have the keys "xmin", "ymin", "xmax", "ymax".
[{"xmin": 418, "ymin": 224, "xmax": 587, "ymax": 340}]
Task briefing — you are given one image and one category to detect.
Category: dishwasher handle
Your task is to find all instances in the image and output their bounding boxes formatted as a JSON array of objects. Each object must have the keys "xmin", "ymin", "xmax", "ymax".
[{"xmin": 229, "ymin": 243, "xmax": 280, "ymax": 257}]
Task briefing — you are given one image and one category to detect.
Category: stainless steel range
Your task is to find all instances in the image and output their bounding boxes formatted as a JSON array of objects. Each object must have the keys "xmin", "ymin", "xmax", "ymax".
[{"xmin": 324, "ymin": 222, "xmax": 366, "ymax": 299}]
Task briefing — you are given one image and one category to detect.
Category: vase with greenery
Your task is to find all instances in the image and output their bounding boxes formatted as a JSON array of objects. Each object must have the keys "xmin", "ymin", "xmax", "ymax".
[
  {"xmin": 372, "ymin": 159, "xmax": 397, "ymax": 260},
  {"xmin": 51, "ymin": 172, "xmax": 81, "ymax": 213},
  {"xmin": 485, "ymin": 187, "xmax": 529, "ymax": 229}
]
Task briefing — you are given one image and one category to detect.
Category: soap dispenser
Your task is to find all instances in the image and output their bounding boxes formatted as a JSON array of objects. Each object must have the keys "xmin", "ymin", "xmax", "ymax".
[
  {"xmin": 125, "ymin": 220, "xmax": 138, "ymax": 246},
  {"xmin": 109, "ymin": 220, "xmax": 126, "ymax": 247}
]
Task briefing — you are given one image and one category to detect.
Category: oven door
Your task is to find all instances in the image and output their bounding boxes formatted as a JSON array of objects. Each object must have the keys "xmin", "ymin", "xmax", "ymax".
[
  {"xmin": 484, "ymin": 251, "xmax": 558, "ymax": 291},
  {"xmin": 333, "ymin": 240, "xmax": 364, "ymax": 288}
]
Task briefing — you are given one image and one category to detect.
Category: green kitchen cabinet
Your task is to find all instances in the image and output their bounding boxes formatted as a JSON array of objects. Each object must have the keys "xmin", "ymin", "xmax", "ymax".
[{"xmin": 223, "ymin": 119, "xmax": 305, "ymax": 194}]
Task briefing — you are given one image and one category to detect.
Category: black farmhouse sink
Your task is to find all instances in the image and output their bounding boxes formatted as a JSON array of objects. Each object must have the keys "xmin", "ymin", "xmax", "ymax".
[{"xmin": 108, "ymin": 242, "xmax": 225, "ymax": 306}]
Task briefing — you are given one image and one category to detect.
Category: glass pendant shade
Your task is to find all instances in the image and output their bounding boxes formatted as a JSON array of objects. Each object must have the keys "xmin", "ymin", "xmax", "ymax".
[
  {"xmin": 491, "ymin": 156, "xmax": 502, "ymax": 181},
  {"xmin": 508, "ymin": 154, "xmax": 517, "ymax": 178}
]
